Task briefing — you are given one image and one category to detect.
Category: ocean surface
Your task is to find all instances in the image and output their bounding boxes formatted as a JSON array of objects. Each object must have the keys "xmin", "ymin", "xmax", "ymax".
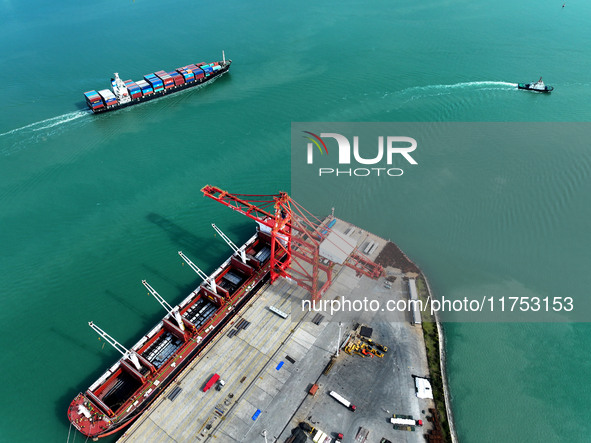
[{"xmin": 1, "ymin": 0, "xmax": 590, "ymax": 441}]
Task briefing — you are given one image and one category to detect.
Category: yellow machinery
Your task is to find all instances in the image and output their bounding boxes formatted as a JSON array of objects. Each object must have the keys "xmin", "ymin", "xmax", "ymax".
[{"xmin": 345, "ymin": 336, "xmax": 387, "ymax": 358}]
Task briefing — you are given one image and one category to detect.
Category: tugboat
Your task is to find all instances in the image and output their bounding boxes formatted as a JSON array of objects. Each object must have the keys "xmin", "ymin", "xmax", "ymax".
[{"xmin": 517, "ymin": 77, "xmax": 554, "ymax": 93}]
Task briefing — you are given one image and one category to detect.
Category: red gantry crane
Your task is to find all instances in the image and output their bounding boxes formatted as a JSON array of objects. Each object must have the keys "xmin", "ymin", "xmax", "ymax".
[{"xmin": 201, "ymin": 185, "xmax": 383, "ymax": 301}]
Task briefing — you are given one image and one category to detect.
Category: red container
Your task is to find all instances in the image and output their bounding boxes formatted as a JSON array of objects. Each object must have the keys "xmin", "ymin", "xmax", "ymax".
[
  {"xmin": 203, "ymin": 374, "xmax": 220, "ymax": 392},
  {"xmin": 168, "ymin": 71, "xmax": 184, "ymax": 85},
  {"xmin": 309, "ymin": 384, "xmax": 319, "ymax": 396}
]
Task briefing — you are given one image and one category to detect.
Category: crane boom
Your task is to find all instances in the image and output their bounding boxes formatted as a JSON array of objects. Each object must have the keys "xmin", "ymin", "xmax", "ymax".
[
  {"xmin": 178, "ymin": 251, "xmax": 218, "ymax": 294},
  {"xmin": 88, "ymin": 321, "xmax": 142, "ymax": 370},
  {"xmin": 141, "ymin": 280, "xmax": 185, "ymax": 331},
  {"xmin": 212, "ymin": 223, "xmax": 247, "ymax": 263},
  {"xmin": 201, "ymin": 185, "xmax": 384, "ymax": 301}
]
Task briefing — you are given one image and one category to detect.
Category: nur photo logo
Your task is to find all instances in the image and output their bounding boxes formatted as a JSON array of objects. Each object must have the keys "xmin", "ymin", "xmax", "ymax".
[{"xmin": 303, "ymin": 131, "xmax": 418, "ymax": 177}]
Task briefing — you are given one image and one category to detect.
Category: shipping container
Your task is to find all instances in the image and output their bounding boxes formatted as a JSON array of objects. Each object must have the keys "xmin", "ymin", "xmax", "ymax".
[
  {"xmin": 84, "ymin": 91, "xmax": 103, "ymax": 104},
  {"xmin": 309, "ymin": 384, "xmax": 319, "ymax": 396},
  {"xmin": 154, "ymin": 71, "xmax": 174, "ymax": 89},
  {"xmin": 177, "ymin": 69, "xmax": 195, "ymax": 82},
  {"xmin": 203, "ymin": 374, "xmax": 220, "ymax": 392},
  {"xmin": 144, "ymin": 75, "xmax": 164, "ymax": 91},
  {"xmin": 168, "ymin": 71, "xmax": 184, "ymax": 86},
  {"xmin": 124, "ymin": 80, "xmax": 142, "ymax": 99},
  {"xmin": 136, "ymin": 80, "xmax": 154, "ymax": 95},
  {"xmin": 98, "ymin": 89, "xmax": 116, "ymax": 101},
  {"xmin": 329, "ymin": 391, "xmax": 356, "ymax": 411}
]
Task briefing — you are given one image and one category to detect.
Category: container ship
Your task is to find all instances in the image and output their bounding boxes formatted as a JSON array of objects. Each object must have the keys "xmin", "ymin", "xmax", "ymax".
[
  {"xmin": 83, "ymin": 52, "xmax": 231, "ymax": 113},
  {"xmin": 67, "ymin": 226, "xmax": 277, "ymax": 439}
]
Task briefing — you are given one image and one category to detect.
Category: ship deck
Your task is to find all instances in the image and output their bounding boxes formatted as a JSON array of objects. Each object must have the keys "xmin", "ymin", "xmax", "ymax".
[{"xmin": 117, "ymin": 219, "xmax": 436, "ymax": 443}]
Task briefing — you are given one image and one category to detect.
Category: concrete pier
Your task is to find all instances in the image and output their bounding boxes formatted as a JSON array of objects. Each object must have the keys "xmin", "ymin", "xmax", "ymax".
[{"xmin": 118, "ymin": 219, "xmax": 437, "ymax": 443}]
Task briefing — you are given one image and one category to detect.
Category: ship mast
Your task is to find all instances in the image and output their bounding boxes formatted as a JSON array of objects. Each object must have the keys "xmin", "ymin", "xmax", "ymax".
[
  {"xmin": 141, "ymin": 280, "xmax": 186, "ymax": 331},
  {"xmin": 223, "ymin": 50, "xmax": 226, "ymax": 64},
  {"xmin": 88, "ymin": 321, "xmax": 142, "ymax": 370},
  {"xmin": 178, "ymin": 251, "xmax": 218, "ymax": 294},
  {"xmin": 212, "ymin": 223, "xmax": 247, "ymax": 263}
]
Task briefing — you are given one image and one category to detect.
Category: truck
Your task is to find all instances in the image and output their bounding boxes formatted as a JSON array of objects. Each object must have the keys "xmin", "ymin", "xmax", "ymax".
[
  {"xmin": 390, "ymin": 415, "xmax": 423, "ymax": 427},
  {"xmin": 203, "ymin": 374, "xmax": 220, "ymax": 392},
  {"xmin": 329, "ymin": 390, "xmax": 356, "ymax": 411},
  {"xmin": 312, "ymin": 430, "xmax": 331, "ymax": 443}
]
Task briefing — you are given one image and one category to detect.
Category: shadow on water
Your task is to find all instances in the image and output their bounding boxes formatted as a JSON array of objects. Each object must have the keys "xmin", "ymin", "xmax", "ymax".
[
  {"xmin": 147, "ymin": 211, "xmax": 254, "ymax": 249},
  {"xmin": 146, "ymin": 212, "xmax": 240, "ymax": 267},
  {"xmin": 104, "ymin": 289, "xmax": 151, "ymax": 322},
  {"xmin": 142, "ymin": 263, "xmax": 186, "ymax": 292},
  {"xmin": 146, "ymin": 212, "xmax": 202, "ymax": 252}
]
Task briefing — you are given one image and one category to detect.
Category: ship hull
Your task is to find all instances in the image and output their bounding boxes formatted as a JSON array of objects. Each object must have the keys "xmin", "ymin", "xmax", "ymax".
[
  {"xmin": 68, "ymin": 229, "xmax": 278, "ymax": 439},
  {"xmin": 517, "ymin": 83, "xmax": 554, "ymax": 93}
]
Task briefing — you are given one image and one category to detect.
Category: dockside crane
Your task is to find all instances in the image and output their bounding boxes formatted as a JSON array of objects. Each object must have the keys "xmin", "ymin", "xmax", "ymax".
[
  {"xmin": 200, "ymin": 185, "xmax": 383, "ymax": 301},
  {"xmin": 178, "ymin": 251, "xmax": 218, "ymax": 294},
  {"xmin": 141, "ymin": 280, "xmax": 189, "ymax": 332},
  {"xmin": 88, "ymin": 321, "xmax": 145, "ymax": 372},
  {"xmin": 212, "ymin": 223, "xmax": 247, "ymax": 263}
]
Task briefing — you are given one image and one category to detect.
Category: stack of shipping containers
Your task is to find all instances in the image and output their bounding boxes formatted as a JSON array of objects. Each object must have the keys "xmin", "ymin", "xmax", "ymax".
[
  {"xmin": 83, "ymin": 59, "xmax": 227, "ymax": 112},
  {"xmin": 123, "ymin": 80, "xmax": 142, "ymax": 99},
  {"xmin": 167, "ymin": 71, "xmax": 185, "ymax": 86},
  {"xmin": 98, "ymin": 89, "xmax": 117, "ymax": 107},
  {"xmin": 154, "ymin": 71, "xmax": 175, "ymax": 89},
  {"xmin": 136, "ymin": 80, "xmax": 153, "ymax": 96},
  {"xmin": 83, "ymin": 91, "xmax": 105, "ymax": 111},
  {"xmin": 144, "ymin": 73, "xmax": 164, "ymax": 92}
]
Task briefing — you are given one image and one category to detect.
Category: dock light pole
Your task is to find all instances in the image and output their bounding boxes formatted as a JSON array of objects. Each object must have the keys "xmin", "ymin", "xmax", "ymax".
[{"xmin": 336, "ymin": 322, "xmax": 343, "ymax": 356}]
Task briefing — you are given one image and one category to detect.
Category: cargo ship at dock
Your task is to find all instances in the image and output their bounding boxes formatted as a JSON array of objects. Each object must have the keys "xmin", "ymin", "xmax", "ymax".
[
  {"xmin": 83, "ymin": 52, "xmax": 231, "ymax": 113},
  {"xmin": 67, "ymin": 226, "xmax": 277, "ymax": 440}
]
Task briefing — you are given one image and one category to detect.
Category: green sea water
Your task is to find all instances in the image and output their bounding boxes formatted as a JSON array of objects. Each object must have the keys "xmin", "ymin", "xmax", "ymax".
[{"xmin": 1, "ymin": 0, "xmax": 590, "ymax": 441}]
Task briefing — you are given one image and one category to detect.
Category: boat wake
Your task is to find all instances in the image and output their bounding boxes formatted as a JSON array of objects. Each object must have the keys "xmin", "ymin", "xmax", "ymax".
[
  {"xmin": 0, "ymin": 110, "xmax": 91, "ymax": 156},
  {"xmin": 395, "ymin": 81, "xmax": 518, "ymax": 98},
  {"xmin": 0, "ymin": 110, "xmax": 90, "ymax": 138}
]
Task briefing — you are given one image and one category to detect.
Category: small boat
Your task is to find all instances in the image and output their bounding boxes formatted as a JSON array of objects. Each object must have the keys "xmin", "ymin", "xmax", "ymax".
[{"xmin": 517, "ymin": 77, "xmax": 554, "ymax": 93}]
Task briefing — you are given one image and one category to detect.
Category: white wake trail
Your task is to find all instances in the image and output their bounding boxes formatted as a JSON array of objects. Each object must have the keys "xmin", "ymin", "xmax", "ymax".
[
  {"xmin": 0, "ymin": 111, "xmax": 90, "ymax": 138},
  {"xmin": 0, "ymin": 110, "xmax": 93, "ymax": 156},
  {"xmin": 405, "ymin": 81, "xmax": 518, "ymax": 93}
]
